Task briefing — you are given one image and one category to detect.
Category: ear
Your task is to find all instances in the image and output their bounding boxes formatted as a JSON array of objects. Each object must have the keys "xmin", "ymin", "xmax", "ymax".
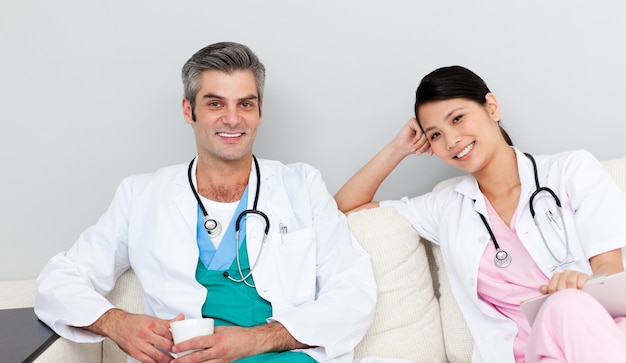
[
  {"xmin": 182, "ymin": 98, "xmax": 194, "ymax": 125},
  {"xmin": 258, "ymin": 100, "xmax": 263, "ymax": 123},
  {"xmin": 484, "ymin": 93, "xmax": 501, "ymax": 123}
]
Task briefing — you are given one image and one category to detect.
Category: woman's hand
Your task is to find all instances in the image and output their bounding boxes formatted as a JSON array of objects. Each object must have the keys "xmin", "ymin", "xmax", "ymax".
[
  {"xmin": 391, "ymin": 118, "xmax": 431, "ymax": 156},
  {"xmin": 539, "ymin": 270, "xmax": 589, "ymax": 294}
]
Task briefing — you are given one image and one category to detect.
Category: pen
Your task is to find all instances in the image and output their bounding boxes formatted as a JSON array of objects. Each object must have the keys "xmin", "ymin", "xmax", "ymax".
[{"xmin": 546, "ymin": 210, "xmax": 562, "ymax": 230}]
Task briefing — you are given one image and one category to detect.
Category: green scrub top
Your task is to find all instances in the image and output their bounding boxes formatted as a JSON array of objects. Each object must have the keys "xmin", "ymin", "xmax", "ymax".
[{"xmin": 195, "ymin": 236, "xmax": 316, "ymax": 363}]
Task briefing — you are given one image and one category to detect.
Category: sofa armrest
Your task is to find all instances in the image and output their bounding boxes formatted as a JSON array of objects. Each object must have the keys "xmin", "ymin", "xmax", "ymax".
[
  {"xmin": 33, "ymin": 337, "xmax": 102, "ymax": 363},
  {"xmin": 0, "ymin": 279, "xmax": 36, "ymax": 309}
]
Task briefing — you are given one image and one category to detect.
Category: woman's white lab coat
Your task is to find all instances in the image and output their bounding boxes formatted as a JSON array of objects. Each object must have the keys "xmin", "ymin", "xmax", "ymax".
[
  {"xmin": 382, "ymin": 148, "xmax": 626, "ymax": 363},
  {"xmin": 35, "ymin": 158, "xmax": 377, "ymax": 363}
]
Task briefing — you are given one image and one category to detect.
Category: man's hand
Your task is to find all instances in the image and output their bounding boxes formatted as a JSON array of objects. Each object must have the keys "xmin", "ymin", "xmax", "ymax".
[
  {"xmin": 85, "ymin": 308, "xmax": 184, "ymax": 363},
  {"xmin": 171, "ymin": 322, "xmax": 310, "ymax": 363}
]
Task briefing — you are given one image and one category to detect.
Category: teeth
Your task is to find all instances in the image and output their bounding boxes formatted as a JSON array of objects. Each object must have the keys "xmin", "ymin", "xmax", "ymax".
[
  {"xmin": 456, "ymin": 142, "xmax": 474, "ymax": 158},
  {"xmin": 218, "ymin": 133, "xmax": 242, "ymax": 138}
]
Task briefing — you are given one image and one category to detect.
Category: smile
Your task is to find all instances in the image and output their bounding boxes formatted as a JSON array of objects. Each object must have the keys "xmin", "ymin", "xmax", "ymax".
[
  {"xmin": 455, "ymin": 142, "xmax": 474, "ymax": 158},
  {"xmin": 218, "ymin": 132, "xmax": 243, "ymax": 138}
]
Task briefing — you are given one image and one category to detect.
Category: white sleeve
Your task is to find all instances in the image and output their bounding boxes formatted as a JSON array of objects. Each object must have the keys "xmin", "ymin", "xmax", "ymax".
[
  {"xmin": 34, "ymin": 177, "xmax": 134, "ymax": 342},
  {"xmin": 563, "ymin": 150, "xmax": 626, "ymax": 258}
]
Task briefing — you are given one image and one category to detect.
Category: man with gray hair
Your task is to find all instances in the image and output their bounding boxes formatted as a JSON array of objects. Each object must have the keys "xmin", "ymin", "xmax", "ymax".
[{"xmin": 35, "ymin": 42, "xmax": 376, "ymax": 363}]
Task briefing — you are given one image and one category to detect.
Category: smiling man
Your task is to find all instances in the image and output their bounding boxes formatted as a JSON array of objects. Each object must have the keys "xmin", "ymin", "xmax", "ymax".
[{"xmin": 35, "ymin": 42, "xmax": 376, "ymax": 363}]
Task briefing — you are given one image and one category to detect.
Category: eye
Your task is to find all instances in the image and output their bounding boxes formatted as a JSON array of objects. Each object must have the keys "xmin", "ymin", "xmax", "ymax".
[
  {"xmin": 429, "ymin": 131, "xmax": 441, "ymax": 141},
  {"xmin": 241, "ymin": 101, "xmax": 253, "ymax": 108},
  {"xmin": 207, "ymin": 101, "xmax": 222, "ymax": 108},
  {"xmin": 452, "ymin": 114, "xmax": 462, "ymax": 123}
]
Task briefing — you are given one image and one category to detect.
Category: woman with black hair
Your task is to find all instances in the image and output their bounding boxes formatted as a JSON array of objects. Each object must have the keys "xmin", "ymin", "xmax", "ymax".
[{"xmin": 335, "ymin": 66, "xmax": 626, "ymax": 363}]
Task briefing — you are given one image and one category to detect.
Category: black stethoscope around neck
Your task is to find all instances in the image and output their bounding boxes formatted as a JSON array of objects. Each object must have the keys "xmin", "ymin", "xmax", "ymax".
[
  {"xmin": 477, "ymin": 152, "xmax": 572, "ymax": 269},
  {"xmin": 187, "ymin": 155, "xmax": 270, "ymax": 287}
]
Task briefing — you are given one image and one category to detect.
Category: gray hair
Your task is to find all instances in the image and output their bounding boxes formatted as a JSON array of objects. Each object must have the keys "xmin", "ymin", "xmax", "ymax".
[{"xmin": 182, "ymin": 42, "xmax": 266, "ymax": 110}]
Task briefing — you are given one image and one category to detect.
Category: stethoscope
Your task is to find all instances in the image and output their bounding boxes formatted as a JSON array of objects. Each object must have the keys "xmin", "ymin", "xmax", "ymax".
[
  {"xmin": 477, "ymin": 153, "xmax": 572, "ymax": 269},
  {"xmin": 187, "ymin": 155, "xmax": 270, "ymax": 287}
]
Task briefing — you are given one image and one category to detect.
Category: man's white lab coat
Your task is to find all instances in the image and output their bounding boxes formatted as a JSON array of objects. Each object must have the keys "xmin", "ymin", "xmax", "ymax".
[{"xmin": 36, "ymin": 158, "xmax": 377, "ymax": 363}]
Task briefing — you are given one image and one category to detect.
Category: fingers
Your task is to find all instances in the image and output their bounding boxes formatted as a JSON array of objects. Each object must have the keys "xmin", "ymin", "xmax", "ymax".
[
  {"xmin": 172, "ymin": 333, "xmax": 213, "ymax": 353},
  {"xmin": 110, "ymin": 313, "xmax": 178, "ymax": 362},
  {"xmin": 542, "ymin": 270, "xmax": 589, "ymax": 294},
  {"xmin": 171, "ymin": 313, "xmax": 186, "ymax": 323},
  {"xmin": 124, "ymin": 338, "xmax": 173, "ymax": 363},
  {"xmin": 172, "ymin": 334, "xmax": 217, "ymax": 363},
  {"xmin": 404, "ymin": 118, "xmax": 430, "ymax": 155}
]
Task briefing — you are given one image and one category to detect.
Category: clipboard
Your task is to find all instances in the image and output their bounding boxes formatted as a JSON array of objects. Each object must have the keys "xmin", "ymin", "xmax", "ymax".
[{"xmin": 520, "ymin": 270, "xmax": 626, "ymax": 325}]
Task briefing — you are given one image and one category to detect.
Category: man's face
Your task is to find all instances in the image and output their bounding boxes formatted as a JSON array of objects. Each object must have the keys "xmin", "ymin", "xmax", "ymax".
[{"xmin": 183, "ymin": 70, "xmax": 262, "ymax": 163}]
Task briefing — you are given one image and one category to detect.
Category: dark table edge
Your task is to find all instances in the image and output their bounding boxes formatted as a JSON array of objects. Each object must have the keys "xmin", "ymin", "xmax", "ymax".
[{"xmin": 24, "ymin": 320, "xmax": 60, "ymax": 363}]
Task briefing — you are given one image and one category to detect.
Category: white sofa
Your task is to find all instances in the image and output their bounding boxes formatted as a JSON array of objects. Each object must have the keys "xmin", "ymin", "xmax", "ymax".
[{"xmin": 2, "ymin": 156, "xmax": 625, "ymax": 363}]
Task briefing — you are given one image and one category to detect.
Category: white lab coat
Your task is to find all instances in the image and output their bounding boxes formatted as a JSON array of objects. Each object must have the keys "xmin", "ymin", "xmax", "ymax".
[
  {"xmin": 35, "ymin": 158, "xmax": 377, "ymax": 363},
  {"xmin": 382, "ymin": 148, "xmax": 626, "ymax": 363}
]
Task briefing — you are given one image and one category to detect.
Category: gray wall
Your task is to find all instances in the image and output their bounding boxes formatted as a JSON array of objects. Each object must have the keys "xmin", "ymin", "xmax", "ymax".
[{"xmin": 1, "ymin": 1, "xmax": 625, "ymax": 280}]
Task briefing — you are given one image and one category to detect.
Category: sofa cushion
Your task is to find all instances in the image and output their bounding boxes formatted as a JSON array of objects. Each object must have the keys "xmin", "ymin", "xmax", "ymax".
[
  {"xmin": 348, "ymin": 207, "xmax": 447, "ymax": 363},
  {"xmin": 104, "ymin": 268, "xmax": 145, "ymax": 363},
  {"xmin": 0, "ymin": 279, "xmax": 36, "ymax": 309},
  {"xmin": 429, "ymin": 244, "xmax": 474, "ymax": 363},
  {"xmin": 430, "ymin": 177, "xmax": 474, "ymax": 362},
  {"xmin": 602, "ymin": 156, "xmax": 626, "ymax": 195}
]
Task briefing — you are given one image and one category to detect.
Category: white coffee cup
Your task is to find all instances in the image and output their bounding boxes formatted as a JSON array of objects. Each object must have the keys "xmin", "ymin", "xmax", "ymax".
[{"xmin": 170, "ymin": 318, "xmax": 214, "ymax": 357}]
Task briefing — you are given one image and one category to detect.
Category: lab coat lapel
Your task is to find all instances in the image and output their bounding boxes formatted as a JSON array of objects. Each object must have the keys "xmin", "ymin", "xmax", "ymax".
[
  {"xmin": 245, "ymin": 159, "xmax": 274, "ymax": 268},
  {"xmin": 451, "ymin": 177, "xmax": 491, "ymax": 279},
  {"xmin": 173, "ymin": 163, "xmax": 198, "ymax": 235},
  {"xmin": 514, "ymin": 148, "xmax": 537, "ymax": 210}
]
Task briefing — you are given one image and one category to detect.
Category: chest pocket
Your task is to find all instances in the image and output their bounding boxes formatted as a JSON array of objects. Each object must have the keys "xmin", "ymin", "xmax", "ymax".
[{"xmin": 267, "ymin": 227, "xmax": 317, "ymax": 306}]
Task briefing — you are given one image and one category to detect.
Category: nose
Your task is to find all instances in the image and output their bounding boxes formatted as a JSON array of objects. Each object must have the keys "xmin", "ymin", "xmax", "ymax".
[
  {"xmin": 221, "ymin": 106, "xmax": 241, "ymax": 126},
  {"xmin": 446, "ymin": 131, "xmax": 461, "ymax": 150}
]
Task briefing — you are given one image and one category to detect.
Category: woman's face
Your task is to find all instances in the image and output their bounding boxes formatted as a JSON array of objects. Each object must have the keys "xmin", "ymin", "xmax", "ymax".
[{"xmin": 417, "ymin": 94, "xmax": 502, "ymax": 173}]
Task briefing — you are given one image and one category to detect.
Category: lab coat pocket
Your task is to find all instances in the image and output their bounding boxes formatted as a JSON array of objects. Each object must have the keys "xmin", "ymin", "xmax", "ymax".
[{"xmin": 272, "ymin": 227, "xmax": 317, "ymax": 306}]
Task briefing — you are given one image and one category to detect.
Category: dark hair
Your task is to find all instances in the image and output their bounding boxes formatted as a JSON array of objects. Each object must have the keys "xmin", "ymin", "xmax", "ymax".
[{"xmin": 414, "ymin": 65, "xmax": 513, "ymax": 146}]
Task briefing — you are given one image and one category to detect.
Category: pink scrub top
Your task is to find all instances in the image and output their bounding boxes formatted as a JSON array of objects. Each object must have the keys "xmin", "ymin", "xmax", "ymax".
[{"xmin": 476, "ymin": 198, "xmax": 550, "ymax": 363}]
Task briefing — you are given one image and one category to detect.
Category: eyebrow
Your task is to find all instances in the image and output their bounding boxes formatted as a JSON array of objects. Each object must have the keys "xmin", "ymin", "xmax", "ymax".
[
  {"xmin": 201, "ymin": 93, "xmax": 258, "ymax": 102},
  {"xmin": 423, "ymin": 107, "xmax": 464, "ymax": 133}
]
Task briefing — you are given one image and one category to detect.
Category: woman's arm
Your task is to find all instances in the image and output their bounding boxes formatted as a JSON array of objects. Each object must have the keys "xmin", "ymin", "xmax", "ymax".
[
  {"xmin": 589, "ymin": 248, "xmax": 624, "ymax": 275},
  {"xmin": 334, "ymin": 118, "xmax": 430, "ymax": 213},
  {"xmin": 540, "ymin": 249, "xmax": 624, "ymax": 294}
]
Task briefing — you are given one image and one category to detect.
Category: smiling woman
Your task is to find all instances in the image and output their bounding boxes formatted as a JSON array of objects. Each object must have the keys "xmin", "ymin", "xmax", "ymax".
[{"xmin": 334, "ymin": 65, "xmax": 626, "ymax": 363}]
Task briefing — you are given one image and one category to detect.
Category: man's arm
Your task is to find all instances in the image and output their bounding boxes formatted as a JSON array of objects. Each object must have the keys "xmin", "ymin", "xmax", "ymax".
[{"xmin": 171, "ymin": 321, "xmax": 311, "ymax": 362}]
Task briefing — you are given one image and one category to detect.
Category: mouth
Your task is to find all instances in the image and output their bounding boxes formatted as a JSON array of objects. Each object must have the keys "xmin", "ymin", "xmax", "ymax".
[
  {"xmin": 454, "ymin": 142, "xmax": 474, "ymax": 159},
  {"xmin": 217, "ymin": 132, "xmax": 244, "ymax": 138}
]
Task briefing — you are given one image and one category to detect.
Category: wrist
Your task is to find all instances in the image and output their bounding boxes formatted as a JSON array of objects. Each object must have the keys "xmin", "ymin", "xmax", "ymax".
[
  {"xmin": 84, "ymin": 308, "xmax": 124, "ymax": 337},
  {"xmin": 252, "ymin": 322, "xmax": 309, "ymax": 354},
  {"xmin": 386, "ymin": 141, "xmax": 411, "ymax": 161}
]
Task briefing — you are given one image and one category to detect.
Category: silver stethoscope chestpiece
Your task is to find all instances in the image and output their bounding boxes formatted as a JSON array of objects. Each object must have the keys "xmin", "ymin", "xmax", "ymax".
[
  {"xmin": 204, "ymin": 218, "xmax": 222, "ymax": 237},
  {"xmin": 494, "ymin": 249, "xmax": 512, "ymax": 268}
]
